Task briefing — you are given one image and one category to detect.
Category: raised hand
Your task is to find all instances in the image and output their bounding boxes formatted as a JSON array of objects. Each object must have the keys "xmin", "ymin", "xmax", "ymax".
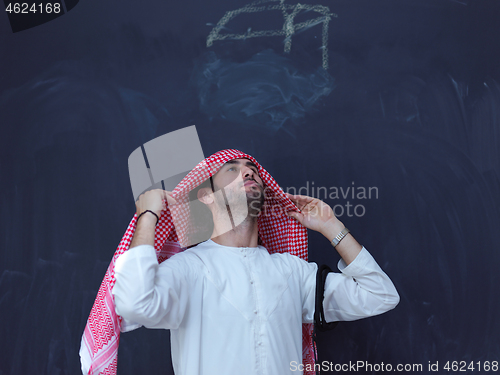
[
  {"xmin": 285, "ymin": 193, "xmax": 340, "ymax": 236},
  {"xmin": 130, "ymin": 189, "xmax": 176, "ymax": 248},
  {"xmin": 135, "ymin": 189, "xmax": 177, "ymax": 219}
]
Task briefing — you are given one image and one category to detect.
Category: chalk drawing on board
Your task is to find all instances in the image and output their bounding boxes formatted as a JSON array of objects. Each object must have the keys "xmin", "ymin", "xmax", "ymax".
[
  {"xmin": 192, "ymin": 49, "xmax": 335, "ymax": 134},
  {"xmin": 206, "ymin": 0, "xmax": 336, "ymax": 70}
]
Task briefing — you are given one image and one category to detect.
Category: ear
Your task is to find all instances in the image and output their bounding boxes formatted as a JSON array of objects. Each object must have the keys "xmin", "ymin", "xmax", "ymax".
[{"xmin": 197, "ymin": 187, "xmax": 214, "ymax": 205}]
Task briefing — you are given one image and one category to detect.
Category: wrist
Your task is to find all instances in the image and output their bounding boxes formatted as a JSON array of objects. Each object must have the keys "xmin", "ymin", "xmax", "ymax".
[
  {"xmin": 130, "ymin": 211, "xmax": 157, "ymax": 248},
  {"xmin": 136, "ymin": 210, "xmax": 159, "ymax": 226},
  {"xmin": 321, "ymin": 219, "xmax": 345, "ymax": 242}
]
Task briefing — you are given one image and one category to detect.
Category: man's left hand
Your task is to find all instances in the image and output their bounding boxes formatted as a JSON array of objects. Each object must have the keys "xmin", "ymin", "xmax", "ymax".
[{"xmin": 285, "ymin": 193, "xmax": 341, "ymax": 235}]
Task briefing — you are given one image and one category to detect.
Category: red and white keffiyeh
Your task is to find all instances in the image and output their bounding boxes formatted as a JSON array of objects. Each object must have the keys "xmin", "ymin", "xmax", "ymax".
[{"xmin": 80, "ymin": 149, "xmax": 315, "ymax": 375}]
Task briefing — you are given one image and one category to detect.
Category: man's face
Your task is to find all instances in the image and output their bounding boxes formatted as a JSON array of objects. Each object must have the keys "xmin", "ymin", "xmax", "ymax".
[
  {"xmin": 210, "ymin": 158, "xmax": 265, "ymax": 219},
  {"xmin": 212, "ymin": 158, "xmax": 264, "ymax": 197}
]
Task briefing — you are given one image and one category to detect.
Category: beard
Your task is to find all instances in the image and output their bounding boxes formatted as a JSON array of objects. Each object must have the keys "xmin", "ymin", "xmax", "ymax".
[
  {"xmin": 212, "ymin": 179, "xmax": 265, "ymax": 226},
  {"xmin": 246, "ymin": 184, "xmax": 265, "ymax": 219}
]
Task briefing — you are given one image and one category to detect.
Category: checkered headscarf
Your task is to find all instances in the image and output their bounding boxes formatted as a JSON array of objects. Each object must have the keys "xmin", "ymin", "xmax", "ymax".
[{"xmin": 80, "ymin": 149, "xmax": 315, "ymax": 375}]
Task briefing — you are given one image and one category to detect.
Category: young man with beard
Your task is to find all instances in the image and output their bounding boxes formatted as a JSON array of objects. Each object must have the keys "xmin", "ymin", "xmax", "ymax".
[{"xmin": 87, "ymin": 151, "xmax": 399, "ymax": 375}]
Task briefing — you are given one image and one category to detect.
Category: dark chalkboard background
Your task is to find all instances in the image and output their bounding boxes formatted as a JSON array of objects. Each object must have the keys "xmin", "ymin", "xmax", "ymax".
[{"xmin": 1, "ymin": 0, "xmax": 499, "ymax": 374}]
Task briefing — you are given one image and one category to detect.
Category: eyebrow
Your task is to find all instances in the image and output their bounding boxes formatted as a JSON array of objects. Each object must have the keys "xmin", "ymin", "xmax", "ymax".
[{"xmin": 225, "ymin": 159, "xmax": 259, "ymax": 172}]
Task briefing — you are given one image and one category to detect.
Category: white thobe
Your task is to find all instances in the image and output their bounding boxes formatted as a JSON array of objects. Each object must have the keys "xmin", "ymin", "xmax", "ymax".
[{"xmin": 112, "ymin": 239, "xmax": 399, "ymax": 375}]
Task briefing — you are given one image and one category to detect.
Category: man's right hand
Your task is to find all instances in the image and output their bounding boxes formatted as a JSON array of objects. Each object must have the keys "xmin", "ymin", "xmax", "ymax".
[
  {"xmin": 135, "ymin": 189, "xmax": 176, "ymax": 219},
  {"xmin": 130, "ymin": 189, "xmax": 176, "ymax": 248}
]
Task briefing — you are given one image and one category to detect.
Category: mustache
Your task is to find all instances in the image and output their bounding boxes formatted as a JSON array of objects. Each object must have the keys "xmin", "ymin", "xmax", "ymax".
[{"xmin": 243, "ymin": 178, "xmax": 263, "ymax": 188}]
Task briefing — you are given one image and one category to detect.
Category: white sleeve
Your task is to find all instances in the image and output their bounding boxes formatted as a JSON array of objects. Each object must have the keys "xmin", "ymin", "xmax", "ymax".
[
  {"xmin": 112, "ymin": 244, "xmax": 191, "ymax": 330},
  {"xmin": 322, "ymin": 246, "xmax": 400, "ymax": 322}
]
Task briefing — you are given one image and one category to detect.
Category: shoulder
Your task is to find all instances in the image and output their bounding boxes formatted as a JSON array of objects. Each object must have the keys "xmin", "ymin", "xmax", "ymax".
[
  {"xmin": 159, "ymin": 243, "xmax": 207, "ymax": 274},
  {"xmin": 163, "ymin": 239, "xmax": 225, "ymax": 268},
  {"xmin": 268, "ymin": 251, "xmax": 318, "ymax": 277}
]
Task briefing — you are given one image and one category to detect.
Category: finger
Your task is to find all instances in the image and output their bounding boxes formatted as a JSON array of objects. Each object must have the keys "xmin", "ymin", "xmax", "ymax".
[
  {"xmin": 286, "ymin": 210, "xmax": 304, "ymax": 224},
  {"xmin": 286, "ymin": 193, "xmax": 315, "ymax": 207},
  {"xmin": 285, "ymin": 194, "xmax": 304, "ymax": 210},
  {"xmin": 296, "ymin": 198, "xmax": 315, "ymax": 212},
  {"xmin": 161, "ymin": 190, "xmax": 177, "ymax": 205},
  {"xmin": 166, "ymin": 195, "xmax": 177, "ymax": 205},
  {"xmin": 284, "ymin": 192, "xmax": 296, "ymax": 202}
]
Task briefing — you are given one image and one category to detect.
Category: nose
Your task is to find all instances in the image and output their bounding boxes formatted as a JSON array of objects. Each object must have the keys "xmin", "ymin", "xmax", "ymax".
[{"xmin": 242, "ymin": 166, "xmax": 255, "ymax": 180}]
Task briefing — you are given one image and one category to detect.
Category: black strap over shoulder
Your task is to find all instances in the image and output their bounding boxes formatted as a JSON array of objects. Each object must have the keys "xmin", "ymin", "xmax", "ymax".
[
  {"xmin": 312, "ymin": 264, "xmax": 339, "ymax": 375},
  {"xmin": 314, "ymin": 264, "xmax": 339, "ymax": 332}
]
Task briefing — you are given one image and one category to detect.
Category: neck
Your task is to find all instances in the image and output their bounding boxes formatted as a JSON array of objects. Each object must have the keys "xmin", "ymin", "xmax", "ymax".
[{"xmin": 211, "ymin": 215, "xmax": 259, "ymax": 248}]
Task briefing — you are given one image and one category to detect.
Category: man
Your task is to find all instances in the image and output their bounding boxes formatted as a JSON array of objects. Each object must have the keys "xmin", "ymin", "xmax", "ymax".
[{"xmin": 81, "ymin": 149, "xmax": 399, "ymax": 375}]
